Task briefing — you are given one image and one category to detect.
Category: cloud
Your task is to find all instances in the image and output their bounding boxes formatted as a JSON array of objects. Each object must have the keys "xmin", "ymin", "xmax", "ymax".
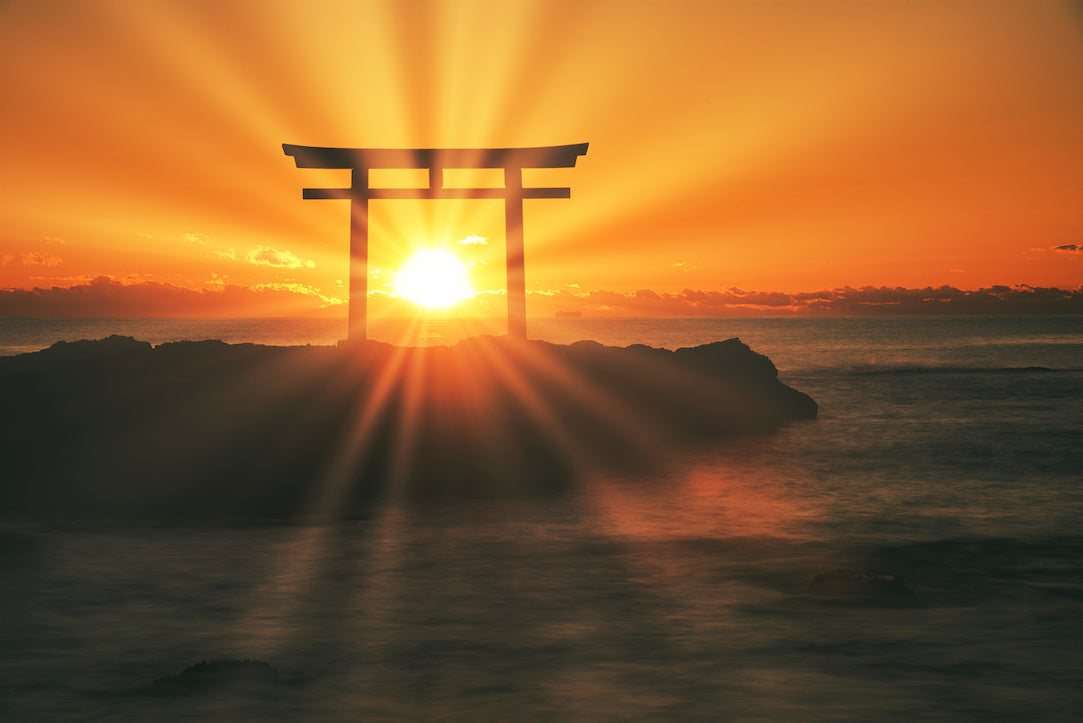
[
  {"xmin": 43, "ymin": 236, "xmax": 65, "ymax": 245},
  {"xmin": 0, "ymin": 252, "xmax": 64, "ymax": 267},
  {"xmin": 20, "ymin": 252, "xmax": 63, "ymax": 267},
  {"xmin": 459, "ymin": 235, "xmax": 487, "ymax": 245},
  {"xmin": 0, "ymin": 276, "xmax": 343, "ymax": 317},
  {"xmin": 1053, "ymin": 244, "xmax": 1080, "ymax": 253},
  {"xmin": 245, "ymin": 246, "xmax": 316, "ymax": 269},
  {"xmin": 4, "ymin": 278, "xmax": 1080, "ymax": 319},
  {"xmin": 250, "ymin": 282, "xmax": 344, "ymax": 304},
  {"xmin": 188, "ymin": 237, "xmax": 315, "ymax": 268},
  {"xmin": 523, "ymin": 285, "xmax": 1083, "ymax": 317}
]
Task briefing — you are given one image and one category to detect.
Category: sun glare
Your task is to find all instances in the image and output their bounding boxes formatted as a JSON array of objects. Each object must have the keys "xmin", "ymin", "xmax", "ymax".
[{"xmin": 395, "ymin": 250, "xmax": 474, "ymax": 308}]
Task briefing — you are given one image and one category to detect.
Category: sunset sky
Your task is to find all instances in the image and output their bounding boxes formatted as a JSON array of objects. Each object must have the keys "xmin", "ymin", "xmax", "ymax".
[{"xmin": 2, "ymin": 0, "xmax": 1082, "ymax": 317}]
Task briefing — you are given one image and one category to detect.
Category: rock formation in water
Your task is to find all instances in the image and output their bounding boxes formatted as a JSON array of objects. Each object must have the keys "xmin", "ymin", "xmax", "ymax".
[{"xmin": 0, "ymin": 334, "xmax": 816, "ymax": 518}]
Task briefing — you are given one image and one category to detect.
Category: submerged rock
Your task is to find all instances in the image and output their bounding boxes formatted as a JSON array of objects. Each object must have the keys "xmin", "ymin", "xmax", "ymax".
[
  {"xmin": 149, "ymin": 659, "xmax": 280, "ymax": 696},
  {"xmin": 808, "ymin": 568, "xmax": 921, "ymax": 607}
]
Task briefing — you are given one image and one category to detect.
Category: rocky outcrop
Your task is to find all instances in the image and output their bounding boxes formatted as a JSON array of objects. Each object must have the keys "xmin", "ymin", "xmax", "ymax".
[{"xmin": 0, "ymin": 334, "xmax": 816, "ymax": 518}]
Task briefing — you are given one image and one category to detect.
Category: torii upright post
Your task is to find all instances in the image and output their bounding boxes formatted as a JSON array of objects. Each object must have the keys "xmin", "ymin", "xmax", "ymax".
[{"xmin": 283, "ymin": 143, "xmax": 588, "ymax": 342}]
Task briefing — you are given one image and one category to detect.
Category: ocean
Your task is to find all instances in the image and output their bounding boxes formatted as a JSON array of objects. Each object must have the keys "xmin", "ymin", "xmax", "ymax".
[{"xmin": 1, "ymin": 315, "xmax": 1081, "ymax": 721}]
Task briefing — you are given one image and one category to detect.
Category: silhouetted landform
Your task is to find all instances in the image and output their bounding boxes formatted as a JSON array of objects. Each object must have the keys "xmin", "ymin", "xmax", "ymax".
[{"xmin": 0, "ymin": 334, "xmax": 816, "ymax": 518}]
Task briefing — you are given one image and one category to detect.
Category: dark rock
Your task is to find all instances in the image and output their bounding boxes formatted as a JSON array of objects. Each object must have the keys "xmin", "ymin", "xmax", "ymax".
[{"xmin": 0, "ymin": 335, "xmax": 817, "ymax": 518}]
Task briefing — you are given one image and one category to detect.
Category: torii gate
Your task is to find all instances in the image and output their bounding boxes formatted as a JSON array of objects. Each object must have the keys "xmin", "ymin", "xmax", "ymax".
[{"xmin": 283, "ymin": 143, "xmax": 588, "ymax": 341}]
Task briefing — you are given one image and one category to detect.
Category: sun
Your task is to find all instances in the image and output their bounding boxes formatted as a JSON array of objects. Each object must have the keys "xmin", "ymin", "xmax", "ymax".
[{"xmin": 395, "ymin": 249, "xmax": 474, "ymax": 308}]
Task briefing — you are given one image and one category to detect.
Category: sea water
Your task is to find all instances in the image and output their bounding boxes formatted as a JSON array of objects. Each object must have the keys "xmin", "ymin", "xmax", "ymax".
[{"xmin": 1, "ymin": 316, "xmax": 1081, "ymax": 721}]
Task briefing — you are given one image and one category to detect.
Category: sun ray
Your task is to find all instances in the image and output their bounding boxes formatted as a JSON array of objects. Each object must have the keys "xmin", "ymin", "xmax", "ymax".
[
  {"xmin": 493, "ymin": 338, "xmax": 672, "ymax": 461},
  {"xmin": 297, "ymin": 343, "xmax": 413, "ymax": 517}
]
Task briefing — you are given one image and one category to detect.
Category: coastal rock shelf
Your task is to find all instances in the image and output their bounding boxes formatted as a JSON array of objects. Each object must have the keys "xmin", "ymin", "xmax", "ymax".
[{"xmin": 0, "ymin": 334, "xmax": 816, "ymax": 517}]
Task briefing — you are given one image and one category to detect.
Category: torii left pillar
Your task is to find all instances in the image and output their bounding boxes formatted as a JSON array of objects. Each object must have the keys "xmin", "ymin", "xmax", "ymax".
[{"xmin": 283, "ymin": 143, "xmax": 588, "ymax": 342}]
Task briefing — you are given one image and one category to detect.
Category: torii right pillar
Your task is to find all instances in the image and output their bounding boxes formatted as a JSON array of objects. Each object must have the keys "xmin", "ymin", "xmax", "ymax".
[{"xmin": 504, "ymin": 164, "xmax": 528, "ymax": 339}]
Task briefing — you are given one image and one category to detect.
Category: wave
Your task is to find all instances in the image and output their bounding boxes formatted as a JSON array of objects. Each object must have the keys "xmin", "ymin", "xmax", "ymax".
[{"xmin": 800, "ymin": 363, "xmax": 1079, "ymax": 376}]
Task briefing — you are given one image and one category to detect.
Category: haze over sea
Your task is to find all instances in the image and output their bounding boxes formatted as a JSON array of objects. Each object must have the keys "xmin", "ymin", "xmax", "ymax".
[{"xmin": 2, "ymin": 316, "xmax": 1081, "ymax": 721}]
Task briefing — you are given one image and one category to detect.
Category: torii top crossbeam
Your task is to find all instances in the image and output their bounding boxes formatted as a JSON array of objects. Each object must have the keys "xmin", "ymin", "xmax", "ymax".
[
  {"xmin": 283, "ymin": 142, "xmax": 588, "ymax": 341},
  {"xmin": 284, "ymin": 144, "xmax": 588, "ymax": 170}
]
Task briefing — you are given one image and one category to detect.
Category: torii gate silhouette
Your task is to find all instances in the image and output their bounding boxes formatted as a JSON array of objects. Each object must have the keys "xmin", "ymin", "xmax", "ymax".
[{"xmin": 283, "ymin": 143, "xmax": 588, "ymax": 341}]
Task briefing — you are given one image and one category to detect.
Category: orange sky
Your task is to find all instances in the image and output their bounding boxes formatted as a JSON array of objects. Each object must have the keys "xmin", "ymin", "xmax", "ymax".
[{"xmin": 1, "ymin": 0, "xmax": 1082, "ymax": 317}]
